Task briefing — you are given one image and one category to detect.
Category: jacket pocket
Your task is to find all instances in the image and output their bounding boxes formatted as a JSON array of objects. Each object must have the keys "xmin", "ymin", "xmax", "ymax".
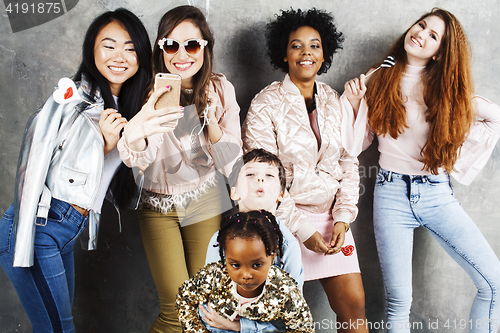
[
  {"xmin": 60, "ymin": 166, "xmax": 88, "ymax": 186},
  {"xmin": 0, "ymin": 205, "xmax": 15, "ymax": 255}
]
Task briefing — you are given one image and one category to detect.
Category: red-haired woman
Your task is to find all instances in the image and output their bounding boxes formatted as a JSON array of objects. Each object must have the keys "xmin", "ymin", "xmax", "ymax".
[{"xmin": 344, "ymin": 8, "xmax": 500, "ymax": 333}]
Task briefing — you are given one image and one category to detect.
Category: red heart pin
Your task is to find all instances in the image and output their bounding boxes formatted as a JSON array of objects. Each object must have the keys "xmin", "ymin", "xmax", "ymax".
[{"xmin": 341, "ymin": 245, "xmax": 355, "ymax": 256}]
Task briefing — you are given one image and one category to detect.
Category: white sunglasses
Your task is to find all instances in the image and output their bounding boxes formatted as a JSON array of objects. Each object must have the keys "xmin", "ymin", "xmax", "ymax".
[{"xmin": 158, "ymin": 38, "xmax": 208, "ymax": 55}]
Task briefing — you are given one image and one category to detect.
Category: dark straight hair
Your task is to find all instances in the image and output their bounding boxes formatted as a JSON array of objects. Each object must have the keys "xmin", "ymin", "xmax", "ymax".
[{"xmin": 74, "ymin": 8, "xmax": 152, "ymax": 209}]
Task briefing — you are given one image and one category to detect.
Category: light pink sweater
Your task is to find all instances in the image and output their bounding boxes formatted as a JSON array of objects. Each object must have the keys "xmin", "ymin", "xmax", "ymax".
[
  {"xmin": 341, "ymin": 65, "xmax": 500, "ymax": 185},
  {"xmin": 118, "ymin": 73, "xmax": 242, "ymax": 195}
]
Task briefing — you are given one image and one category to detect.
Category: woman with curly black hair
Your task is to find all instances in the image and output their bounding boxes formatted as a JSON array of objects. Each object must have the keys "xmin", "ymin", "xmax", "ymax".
[{"xmin": 243, "ymin": 8, "xmax": 368, "ymax": 332}]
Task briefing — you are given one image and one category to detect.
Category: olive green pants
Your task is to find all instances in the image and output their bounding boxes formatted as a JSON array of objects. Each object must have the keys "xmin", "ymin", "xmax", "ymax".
[{"xmin": 138, "ymin": 183, "xmax": 230, "ymax": 333}]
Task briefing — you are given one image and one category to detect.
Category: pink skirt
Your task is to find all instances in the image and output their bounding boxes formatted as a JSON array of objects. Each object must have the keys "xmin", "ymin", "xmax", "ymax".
[{"xmin": 298, "ymin": 209, "xmax": 360, "ymax": 281}]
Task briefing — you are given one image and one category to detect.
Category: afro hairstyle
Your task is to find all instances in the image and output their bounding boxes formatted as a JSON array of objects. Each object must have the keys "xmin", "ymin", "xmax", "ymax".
[{"xmin": 265, "ymin": 7, "xmax": 344, "ymax": 75}]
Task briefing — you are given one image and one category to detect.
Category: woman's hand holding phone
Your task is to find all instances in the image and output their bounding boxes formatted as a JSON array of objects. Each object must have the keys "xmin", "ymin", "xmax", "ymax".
[{"xmin": 123, "ymin": 86, "xmax": 184, "ymax": 151}]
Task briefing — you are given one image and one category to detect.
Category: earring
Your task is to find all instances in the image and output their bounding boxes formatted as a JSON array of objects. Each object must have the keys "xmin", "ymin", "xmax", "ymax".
[{"xmin": 432, "ymin": 56, "xmax": 438, "ymax": 61}]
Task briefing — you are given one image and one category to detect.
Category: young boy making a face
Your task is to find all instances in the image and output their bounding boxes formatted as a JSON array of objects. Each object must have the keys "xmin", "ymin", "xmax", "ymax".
[
  {"xmin": 206, "ymin": 149, "xmax": 303, "ymax": 283},
  {"xmin": 203, "ymin": 149, "xmax": 304, "ymax": 332}
]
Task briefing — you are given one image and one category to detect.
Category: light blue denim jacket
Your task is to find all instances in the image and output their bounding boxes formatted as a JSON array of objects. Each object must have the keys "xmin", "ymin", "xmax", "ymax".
[{"xmin": 205, "ymin": 217, "xmax": 304, "ymax": 333}]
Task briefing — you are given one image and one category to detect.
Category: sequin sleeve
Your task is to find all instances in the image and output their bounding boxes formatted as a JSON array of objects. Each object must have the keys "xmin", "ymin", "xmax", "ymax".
[
  {"xmin": 176, "ymin": 262, "xmax": 226, "ymax": 333},
  {"xmin": 281, "ymin": 291, "xmax": 315, "ymax": 332},
  {"xmin": 275, "ymin": 275, "xmax": 315, "ymax": 332}
]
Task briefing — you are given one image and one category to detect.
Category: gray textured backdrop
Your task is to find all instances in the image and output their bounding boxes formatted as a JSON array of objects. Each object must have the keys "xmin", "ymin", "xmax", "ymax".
[{"xmin": 1, "ymin": 0, "xmax": 499, "ymax": 332}]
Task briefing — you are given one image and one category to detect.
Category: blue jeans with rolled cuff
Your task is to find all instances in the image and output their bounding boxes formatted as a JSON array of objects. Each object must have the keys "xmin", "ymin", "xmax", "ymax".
[
  {"xmin": 0, "ymin": 198, "xmax": 88, "ymax": 333},
  {"xmin": 373, "ymin": 168, "xmax": 500, "ymax": 333}
]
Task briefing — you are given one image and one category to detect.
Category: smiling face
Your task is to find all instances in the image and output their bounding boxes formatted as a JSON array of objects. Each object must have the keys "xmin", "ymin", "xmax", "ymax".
[
  {"xmin": 284, "ymin": 26, "xmax": 324, "ymax": 84},
  {"xmin": 225, "ymin": 236, "xmax": 276, "ymax": 298},
  {"xmin": 230, "ymin": 161, "xmax": 284, "ymax": 214},
  {"xmin": 162, "ymin": 20, "xmax": 204, "ymax": 89},
  {"xmin": 404, "ymin": 15, "xmax": 446, "ymax": 66},
  {"xmin": 94, "ymin": 21, "xmax": 139, "ymax": 96}
]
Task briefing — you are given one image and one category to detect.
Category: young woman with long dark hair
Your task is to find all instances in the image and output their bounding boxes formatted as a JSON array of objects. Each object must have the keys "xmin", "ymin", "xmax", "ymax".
[{"xmin": 0, "ymin": 8, "xmax": 158, "ymax": 332}]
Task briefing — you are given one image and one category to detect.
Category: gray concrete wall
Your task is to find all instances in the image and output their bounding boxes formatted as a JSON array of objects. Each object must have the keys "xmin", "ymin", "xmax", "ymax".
[{"xmin": 1, "ymin": 0, "xmax": 499, "ymax": 332}]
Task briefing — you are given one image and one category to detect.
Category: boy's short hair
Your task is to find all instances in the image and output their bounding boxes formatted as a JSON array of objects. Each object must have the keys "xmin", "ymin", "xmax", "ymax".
[{"xmin": 229, "ymin": 149, "xmax": 286, "ymax": 195}]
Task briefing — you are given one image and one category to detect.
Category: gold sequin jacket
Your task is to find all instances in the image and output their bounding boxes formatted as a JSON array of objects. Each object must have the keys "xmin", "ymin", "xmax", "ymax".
[{"xmin": 176, "ymin": 262, "xmax": 314, "ymax": 332}]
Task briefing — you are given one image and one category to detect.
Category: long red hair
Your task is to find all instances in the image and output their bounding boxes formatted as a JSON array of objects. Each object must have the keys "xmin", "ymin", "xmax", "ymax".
[{"xmin": 365, "ymin": 8, "xmax": 475, "ymax": 174}]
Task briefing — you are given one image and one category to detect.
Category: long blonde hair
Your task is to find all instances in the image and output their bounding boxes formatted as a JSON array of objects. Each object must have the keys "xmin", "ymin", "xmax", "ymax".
[{"xmin": 365, "ymin": 8, "xmax": 475, "ymax": 174}]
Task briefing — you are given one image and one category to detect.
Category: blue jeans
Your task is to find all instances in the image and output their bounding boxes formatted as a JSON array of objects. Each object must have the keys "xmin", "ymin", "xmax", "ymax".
[
  {"xmin": 0, "ymin": 198, "xmax": 88, "ymax": 333},
  {"xmin": 373, "ymin": 168, "xmax": 500, "ymax": 333}
]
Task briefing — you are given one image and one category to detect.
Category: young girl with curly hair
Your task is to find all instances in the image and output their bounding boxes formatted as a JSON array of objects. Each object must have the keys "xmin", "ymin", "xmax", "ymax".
[
  {"xmin": 243, "ymin": 8, "xmax": 368, "ymax": 332},
  {"xmin": 177, "ymin": 210, "xmax": 313, "ymax": 333},
  {"xmin": 344, "ymin": 8, "xmax": 500, "ymax": 332}
]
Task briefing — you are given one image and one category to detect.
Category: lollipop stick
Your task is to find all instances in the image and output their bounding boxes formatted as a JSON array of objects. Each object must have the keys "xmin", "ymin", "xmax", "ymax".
[
  {"xmin": 83, "ymin": 100, "xmax": 100, "ymax": 107},
  {"xmin": 366, "ymin": 66, "xmax": 382, "ymax": 78},
  {"xmin": 81, "ymin": 100, "xmax": 103, "ymax": 111}
]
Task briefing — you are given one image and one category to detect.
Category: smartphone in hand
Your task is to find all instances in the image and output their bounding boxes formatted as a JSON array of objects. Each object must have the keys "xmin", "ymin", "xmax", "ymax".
[{"xmin": 154, "ymin": 73, "xmax": 181, "ymax": 126}]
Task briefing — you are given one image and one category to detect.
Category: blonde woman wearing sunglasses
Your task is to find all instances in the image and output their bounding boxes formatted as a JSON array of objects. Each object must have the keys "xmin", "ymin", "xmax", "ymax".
[{"xmin": 117, "ymin": 5, "xmax": 242, "ymax": 333}]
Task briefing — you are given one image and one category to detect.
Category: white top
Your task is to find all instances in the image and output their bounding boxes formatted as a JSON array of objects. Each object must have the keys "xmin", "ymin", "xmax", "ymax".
[
  {"xmin": 230, "ymin": 281, "xmax": 266, "ymax": 317},
  {"xmin": 87, "ymin": 96, "xmax": 123, "ymax": 213},
  {"xmin": 341, "ymin": 64, "xmax": 500, "ymax": 185}
]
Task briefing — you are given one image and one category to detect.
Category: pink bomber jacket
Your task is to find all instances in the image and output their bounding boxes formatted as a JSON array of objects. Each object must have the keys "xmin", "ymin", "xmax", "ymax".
[{"xmin": 243, "ymin": 74, "xmax": 360, "ymax": 242}]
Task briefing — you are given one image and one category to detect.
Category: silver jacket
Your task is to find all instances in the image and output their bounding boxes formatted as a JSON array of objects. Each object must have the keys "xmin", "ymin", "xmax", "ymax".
[{"xmin": 13, "ymin": 75, "xmax": 113, "ymax": 267}]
